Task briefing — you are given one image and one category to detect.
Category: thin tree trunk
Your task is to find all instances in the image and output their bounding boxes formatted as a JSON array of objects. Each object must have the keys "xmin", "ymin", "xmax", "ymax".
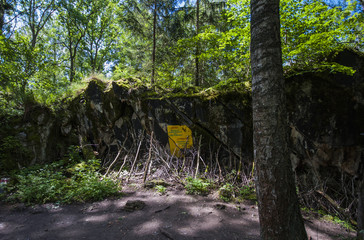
[
  {"xmin": 358, "ymin": 151, "xmax": 364, "ymax": 240},
  {"xmin": 0, "ymin": 0, "xmax": 5, "ymax": 34},
  {"xmin": 358, "ymin": 182, "xmax": 364, "ymax": 240},
  {"xmin": 70, "ymin": 56, "xmax": 75, "ymax": 83},
  {"xmin": 151, "ymin": 0, "xmax": 157, "ymax": 84},
  {"xmin": 250, "ymin": 0, "xmax": 307, "ymax": 239},
  {"xmin": 195, "ymin": 0, "xmax": 200, "ymax": 86}
]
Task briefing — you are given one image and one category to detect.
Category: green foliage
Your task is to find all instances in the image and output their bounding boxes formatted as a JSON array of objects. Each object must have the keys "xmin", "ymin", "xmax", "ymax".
[
  {"xmin": 280, "ymin": 0, "xmax": 362, "ymax": 75},
  {"xmin": 0, "ymin": 136, "xmax": 30, "ymax": 172},
  {"xmin": 5, "ymin": 146, "xmax": 119, "ymax": 204},
  {"xmin": 194, "ymin": 0, "xmax": 363, "ymax": 80},
  {"xmin": 184, "ymin": 176, "xmax": 212, "ymax": 195},
  {"xmin": 0, "ymin": 0, "xmax": 363, "ymax": 111},
  {"xmin": 217, "ymin": 182, "xmax": 256, "ymax": 202},
  {"xmin": 301, "ymin": 207, "xmax": 355, "ymax": 231},
  {"xmin": 155, "ymin": 185, "xmax": 167, "ymax": 194},
  {"xmin": 218, "ymin": 183, "xmax": 234, "ymax": 202},
  {"xmin": 238, "ymin": 185, "xmax": 256, "ymax": 200}
]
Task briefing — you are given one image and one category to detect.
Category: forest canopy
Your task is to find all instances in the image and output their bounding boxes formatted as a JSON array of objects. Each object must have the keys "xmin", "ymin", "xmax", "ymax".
[{"xmin": 0, "ymin": 0, "xmax": 363, "ymax": 112}]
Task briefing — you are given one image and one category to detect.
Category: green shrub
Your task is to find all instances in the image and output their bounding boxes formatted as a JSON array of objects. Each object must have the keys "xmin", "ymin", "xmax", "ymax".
[
  {"xmin": 219, "ymin": 183, "xmax": 234, "ymax": 202},
  {"xmin": 8, "ymin": 168, "xmax": 65, "ymax": 203},
  {"xmin": 184, "ymin": 176, "xmax": 212, "ymax": 196},
  {"xmin": 155, "ymin": 185, "xmax": 167, "ymax": 194},
  {"xmin": 63, "ymin": 172, "xmax": 118, "ymax": 203},
  {"xmin": 5, "ymin": 148, "xmax": 120, "ymax": 204},
  {"xmin": 238, "ymin": 185, "xmax": 256, "ymax": 200},
  {"xmin": 0, "ymin": 136, "xmax": 30, "ymax": 172}
]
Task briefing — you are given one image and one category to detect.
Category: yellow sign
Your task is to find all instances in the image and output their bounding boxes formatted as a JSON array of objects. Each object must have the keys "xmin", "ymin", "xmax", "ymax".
[{"xmin": 167, "ymin": 125, "xmax": 193, "ymax": 156}]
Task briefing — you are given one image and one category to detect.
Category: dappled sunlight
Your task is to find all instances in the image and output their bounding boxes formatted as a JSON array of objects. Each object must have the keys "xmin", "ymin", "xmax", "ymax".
[
  {"xmin": 133, "ymin": 219, "xmax": 162, "ymax": 236},
  {"xmin": 0, "ymin": 187, "xmax": 356, "ymax": 240},
  {"xmin": 82, "ymin": 214, "xmax": 110, "ymax": 223},
  {"xmin": 0, "ymin": 222, "xmax": 11, "ymax": 235},
  {"xmin": 304, "ymin": 220, "xmax": 355, "ymax": 240}
]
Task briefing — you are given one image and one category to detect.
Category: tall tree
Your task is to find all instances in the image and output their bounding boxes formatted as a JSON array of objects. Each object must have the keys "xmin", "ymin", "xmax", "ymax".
[
  {"xmin": 151, "ymin": 0, "xmax": 157, "ymax": 84},
  {"xmin": 0, "ymin": 0, "xmax": 4, "ymax": 33},
  {"xmin": 15, "ymin": 0, "xmax": 56, "ymax": 94},
  {"xmin": 0, "ymin": 0, "xmax": 8, "ymax": 33},
  {"xmin": 250, "ymin": 0, "xmax": 307, "ymax": 239},
  {"xmin": 195, "ymin": 0, "xmax": 200, "ymax": 86},
  {"xmin": 19, "ymin": 0, "xmax": 55, "ymax": 48},
  {"xmin": 117, "ymin": 0, "xmax": 186, "ymax": 84},
  {"xmin": 81, "ymin": 0, "xmax": 118, "ymax": 73},
  {"xmin": 57, "ymin": 0, "xmax": 95, "ymax": 82}
]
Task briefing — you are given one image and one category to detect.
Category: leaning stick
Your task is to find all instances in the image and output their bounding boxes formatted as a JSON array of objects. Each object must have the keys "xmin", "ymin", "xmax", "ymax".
[{"xmin": 143, "ymin": 131, "xmax": 154, "ymax": 184}]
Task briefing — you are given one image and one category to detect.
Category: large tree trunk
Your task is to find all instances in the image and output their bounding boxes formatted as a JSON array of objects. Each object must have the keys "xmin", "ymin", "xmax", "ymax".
[
  {"xmin": 195, "ymin": 0, "xmax": 200, "ymax": 87},
  {"xmin": 250, "ymin": 0, "xmax": 307, "ymax": 239}
]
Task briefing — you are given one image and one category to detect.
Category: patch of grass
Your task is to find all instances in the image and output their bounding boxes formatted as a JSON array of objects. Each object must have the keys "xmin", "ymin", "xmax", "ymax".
[{"xmin": 184, "ymin": 176, "xmax": 212, "ymax": 196}]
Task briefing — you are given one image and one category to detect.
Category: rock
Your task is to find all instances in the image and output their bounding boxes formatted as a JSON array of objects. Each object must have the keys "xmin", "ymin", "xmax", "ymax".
[
  {"xmin": 215, "ymin": 204, "xmax": 226, "ymax": 210},
  {"xmin": 123, "ymin": 200, "xmax": 146, "ymax": 212}
]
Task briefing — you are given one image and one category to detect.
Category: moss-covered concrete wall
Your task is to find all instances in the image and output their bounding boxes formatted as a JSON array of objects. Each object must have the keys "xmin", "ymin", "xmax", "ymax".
[
  {"xmin": 60, "ymin": 79, "xmax": 253, "ymax": 169},
  {"xmin": 0, "ymin": 49, "xmax": 363, "ymax": 183},
  {"xmin": 286, "ymin": 49, "xmax": 364, "ymax": 179}
]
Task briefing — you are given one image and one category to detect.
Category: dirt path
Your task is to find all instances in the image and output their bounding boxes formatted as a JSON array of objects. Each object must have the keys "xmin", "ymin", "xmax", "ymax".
[{"xmin": 0, "ymin": 184, "xmax": 356, "ymax": 240}]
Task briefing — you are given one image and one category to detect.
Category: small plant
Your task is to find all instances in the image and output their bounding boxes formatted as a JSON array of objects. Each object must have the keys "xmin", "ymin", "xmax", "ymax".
[
  {"xmin": 155, "ymin": 185, "xmax": 167, "ymax": 194},
  {"xmin": 219, "ymin": 183, "xmax": 234, "ymax": 202},
  {"xmin": 238, "ymin": 185, "xmax": 256, "ymax": 200},
  {"xmin": 184, "ymin": 176, "xmax": 212, "ymax": 196}
]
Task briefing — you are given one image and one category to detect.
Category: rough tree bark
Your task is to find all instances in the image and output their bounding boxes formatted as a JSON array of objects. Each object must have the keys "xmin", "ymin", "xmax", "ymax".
[{"xmin": 250, "ymin": 0, "xmax": 308, "ymax": 239}]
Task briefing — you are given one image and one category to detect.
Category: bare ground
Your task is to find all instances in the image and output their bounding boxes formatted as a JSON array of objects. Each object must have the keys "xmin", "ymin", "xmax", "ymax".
[{"xmin": 0, "ymin": 183, "xmax": 356, "ymax": 240}]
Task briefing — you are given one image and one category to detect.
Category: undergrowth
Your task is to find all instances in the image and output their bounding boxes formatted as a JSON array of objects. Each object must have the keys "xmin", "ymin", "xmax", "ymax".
[
  {"xmin": 218, "ymin": 182, "xmax": 256, "ymax": 202},
  {"xmin": 184, "ymin": 176, "xmax": 213, "ymax": 196},
  {"xmin": 2, "ymin": 146, "xmax": 120, "ymax": 204},
  {"xmin": 301, "ymin": 207, "xmax": 356, "ymax": 232}
]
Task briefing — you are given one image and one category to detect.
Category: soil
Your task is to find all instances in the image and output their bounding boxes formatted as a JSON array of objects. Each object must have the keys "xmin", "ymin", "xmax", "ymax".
[{"xmin": 0, "ymin": 183, "xmax": 356, "ymax": 240}]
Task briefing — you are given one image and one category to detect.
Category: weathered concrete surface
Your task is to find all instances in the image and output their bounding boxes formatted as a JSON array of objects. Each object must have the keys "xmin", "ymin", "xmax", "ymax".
[
  {"xmin": 1, "ymin": 49, "xmax": 363, "ymax": 191},
  {"xmin": 286, "ymin": 49, "xmax": 364, "ymax": 177}
]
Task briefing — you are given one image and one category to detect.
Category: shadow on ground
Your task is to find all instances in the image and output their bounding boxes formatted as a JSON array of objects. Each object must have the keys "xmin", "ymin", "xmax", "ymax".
[{"xmin": 0, "ymin": 186, "xmax": 356, "ymax": 240}]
